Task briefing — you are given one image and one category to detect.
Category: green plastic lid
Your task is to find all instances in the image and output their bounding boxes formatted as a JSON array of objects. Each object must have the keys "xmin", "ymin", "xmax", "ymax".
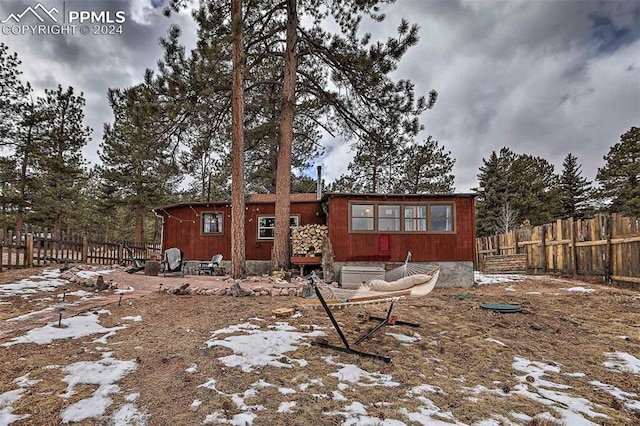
[{"xmin": 480, "ymin": 303, "xmax": 522, "ymax": 313}]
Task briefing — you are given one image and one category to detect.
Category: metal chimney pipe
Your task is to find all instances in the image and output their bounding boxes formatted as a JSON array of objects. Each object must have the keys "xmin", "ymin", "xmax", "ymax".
[{"xmin": 316, "ymin": 165, "xmax": 322, "ymax": 200}]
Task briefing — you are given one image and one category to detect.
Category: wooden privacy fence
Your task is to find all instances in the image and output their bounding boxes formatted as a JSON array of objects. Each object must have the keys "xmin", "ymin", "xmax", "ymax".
[
  {"xmin": 476, "ymin": 213, "xmax": 640, "ymax": 287},
  {"xmin": 0, "ymin": 226, "xmax": 161, "ymax": 271}
]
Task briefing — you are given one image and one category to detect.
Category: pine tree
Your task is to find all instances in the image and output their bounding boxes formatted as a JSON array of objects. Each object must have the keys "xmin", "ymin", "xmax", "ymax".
[
  {"xmin": 32, "ymin": 85, "xmax": 91, "ymax": 234},
  {"xmin": 475, "ymin": 148, "xmax": 559, "ymax": 236},
  {"xmin": 0, "ymin": 43, "xmax": 30, "ymax": 147},
  {"xmin": 558, "ymin": 153, "xmax": 592, "ymax": 219},
  {"xmin": 230, "ymin": 0, "xmax": 247, "ymax": 278},
  {"xmin": 596, "ymin": 126, "xmax": 640, "ymax": 216},
  {"xmin": 98, "ymin": 84, "xmax": 180, "ymax": 244}
]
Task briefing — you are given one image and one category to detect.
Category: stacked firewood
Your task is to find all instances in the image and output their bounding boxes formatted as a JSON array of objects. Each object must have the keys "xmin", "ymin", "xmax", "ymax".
[{"xmin": 292, "ymin": 224, "xmax": 328, "ymax": 256}]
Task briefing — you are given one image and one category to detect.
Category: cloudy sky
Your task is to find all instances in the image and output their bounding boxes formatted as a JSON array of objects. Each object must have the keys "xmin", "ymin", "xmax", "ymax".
[{"xmin": 1, "ymin": 0, "xmax": 639, "ymax": 192}]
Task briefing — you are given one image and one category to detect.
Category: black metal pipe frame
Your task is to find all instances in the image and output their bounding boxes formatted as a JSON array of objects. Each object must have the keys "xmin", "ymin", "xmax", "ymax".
[{"xmin": 308, "ymin": 274, "xmax": 394, "ymax": 363}]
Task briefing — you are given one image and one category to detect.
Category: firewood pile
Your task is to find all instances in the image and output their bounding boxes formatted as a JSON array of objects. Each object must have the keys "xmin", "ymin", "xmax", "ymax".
[
  {"xmin": 482, "ymin": 254, "xmax": 527, "ymax": 274},
  {"xmin": 292, "ymin": 224, "xmax": 328, "ymax": 256}
]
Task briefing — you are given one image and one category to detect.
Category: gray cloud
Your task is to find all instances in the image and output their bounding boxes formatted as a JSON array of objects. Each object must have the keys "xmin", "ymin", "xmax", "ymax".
[
  {"xmin": 321, "ymin": 0, "xmax": 640, "ymax": 191},
  {"xmin": 1, "ymin": 0, "xmax": 638, "ymax": 192}
]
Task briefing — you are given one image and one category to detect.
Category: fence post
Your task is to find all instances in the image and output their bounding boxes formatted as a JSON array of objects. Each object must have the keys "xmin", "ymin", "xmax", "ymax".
[
  {"xmin": 82, "ymin": 236, "xmax": 88, "ymax": 264},
  {"xmin": 0, "ymin": 229, "xmax": 3, "ymax": 272},
  {"xmin": 25, "ymin": 233, "xmax": 34, "ymax": 267},
  {"xmin": 570, "ymin": 217, "xmax": 578, "ymax": 275},
  {"xmin": 605, "ymin": 214, "xmax": 613, "ymax": 283},
  {"xmin": 540, "ymin": 225, "xmax": 547, "ymax": 273}
]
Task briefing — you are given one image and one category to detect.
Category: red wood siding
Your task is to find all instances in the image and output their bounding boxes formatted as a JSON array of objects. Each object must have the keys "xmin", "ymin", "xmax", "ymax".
[
  {"xmin": 159, "ymin": 202, "xmax": 325, "ymax": 261},
  {"xmin": 326, "ymin": 194, "xmax": 476, "ymax": 262}
]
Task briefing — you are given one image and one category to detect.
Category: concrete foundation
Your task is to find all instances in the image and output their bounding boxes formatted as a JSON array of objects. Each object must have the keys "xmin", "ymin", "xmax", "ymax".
[{"xmin": 333, "ymin": 261, "xmax": 474, "ymax": 288}]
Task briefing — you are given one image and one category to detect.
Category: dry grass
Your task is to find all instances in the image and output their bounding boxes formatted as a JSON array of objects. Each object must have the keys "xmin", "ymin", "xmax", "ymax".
[{"xmin": 0, "ymin": 270, "xmax": 639, "ymax": 425}]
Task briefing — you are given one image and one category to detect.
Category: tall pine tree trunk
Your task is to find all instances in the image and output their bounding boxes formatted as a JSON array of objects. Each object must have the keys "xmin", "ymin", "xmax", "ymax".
[
  {"xmin": 134, "ymin": 206, "xmax": 144, "ymax": 245},
  {"xmin": 272, "ymin": 0, "xmax": 298, "ymax": 271},
  {"xmin": 230, "ymin": 0, "xmax": 246, "ymax": 278}
]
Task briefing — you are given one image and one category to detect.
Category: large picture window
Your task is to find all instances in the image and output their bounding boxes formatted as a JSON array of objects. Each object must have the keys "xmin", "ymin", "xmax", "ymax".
[
  {"xmin": 350, "ymin": 202, "xmax": 454, "ymax": 233},
  {"xmin": 258, "ymin": 216, "xmax": 300, "ymax": 240},
  {"xmin": 351, "ymin": 204, "xmax": 374, "ymax": 231},
  {"xmin": 202, "ymin": 212, "xmax": 223, "ymax": 234}
]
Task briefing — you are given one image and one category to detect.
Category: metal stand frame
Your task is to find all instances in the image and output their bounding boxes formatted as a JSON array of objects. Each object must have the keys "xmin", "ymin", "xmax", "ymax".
[{"xmin": 308, "ymin": 275, "xmax": 420, "ymax": 363}]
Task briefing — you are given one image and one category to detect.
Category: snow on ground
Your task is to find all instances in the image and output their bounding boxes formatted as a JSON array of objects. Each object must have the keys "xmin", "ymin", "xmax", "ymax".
[
  {"xmin": 0, "ymin": 268, "xmax": 146, "ymax": 424},
  {"xmin": 561, "ymin": 286, "xmax": 596, "ymax": 293},
  {"xmin": 474, "ymin": 272, "xmax": 528, "ymax": 285},
  {"xmin": 485, "ymin": 338, "xmax": 507, "ymax": 347},
  {"xmin": 205, "ymin": 321, "xmax": 324, "ymax": 372},
  {"xmin": 603, "ymin": 352, "xmax": 640, "ymax": 375},
  {"xmin": 76, "ymin": 269, "xmax": 113, "ymax": 279},
  {"xmin": 0, "ymin": 374, "xmax": 42, "ymax": 424},
  {"xmin": 199, "ymin": 323, "xmax": 640, "ymax": 426},
  {"xmin": 510, "ymin": 357, "xmax": 609, "ymax": 424},
  {"xmin": 59, "ymin": 352, "xmax": 140, "ymax": 423},
  {"xmin": 0, "ymin": 269, "xmax": 65, "ymax": 298},
  {"xmin": 2, "ymin": 310, "xmax": 127, "ymax": 347}
]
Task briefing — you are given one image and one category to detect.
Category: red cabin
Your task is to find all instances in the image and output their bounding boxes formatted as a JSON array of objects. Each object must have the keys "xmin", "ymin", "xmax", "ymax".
[{"xmin": 153, "ymin": 192, "xmax": 476, "ymax": 286}]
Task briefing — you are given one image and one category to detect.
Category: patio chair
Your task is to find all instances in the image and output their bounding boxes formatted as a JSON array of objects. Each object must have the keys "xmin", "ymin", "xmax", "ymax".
[
  {"xmin": 198, "ymin": 254, "xmax": 224, "ymax": 275},
  {"xmin": 161, "ymin": 247, "xmax": 186, "ymax": 276}
]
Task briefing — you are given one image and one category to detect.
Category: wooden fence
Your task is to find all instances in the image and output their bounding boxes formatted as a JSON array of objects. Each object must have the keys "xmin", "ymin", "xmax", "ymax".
[
  {"xmin": 0, "ymin": 226, "xmax": 161, "ymax": 271},
  {"xmin": 476, "ymin": 213, "xmax": 640, "ymax": 287}
]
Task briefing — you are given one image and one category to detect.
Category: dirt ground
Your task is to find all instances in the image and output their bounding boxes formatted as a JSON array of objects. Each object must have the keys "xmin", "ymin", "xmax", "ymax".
[{"xmin": 1, "ymin": 267, "xmax": 639, "ymax": 425}]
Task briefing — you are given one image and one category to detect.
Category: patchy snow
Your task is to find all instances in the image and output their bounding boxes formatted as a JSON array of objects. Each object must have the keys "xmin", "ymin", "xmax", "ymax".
[
  {"xmin": 603, "ymin": 352, "xmax": 640, "ymax": 375},
  {"xmin": 205, "ymin": 322, "xmax": 324, "ymax": 372},
  {"xmin": 474, "ymin": 272, "xmax": 528, "ymax": 285},
  {"xmin": 324, "ymin": 356, "xmax": 400, "ymax": 387},
  {"xmin": 0, "ymin": 373, "xmax": 43, "ymax": 423},
  {"xmin": 111, "ymin": 403, "xmax": 149, "ymax": 425},
  {"xmin": 2, "ymin": 311, "xmax": 127, "ymax": 347},
  {"xmin": 511, "ymin": 356, "xmax": 608, "ymax": 424},
  {"xmin": 504, "ymin": 285, "xmax": 517, "ymax": 292},
  {"xmin": 590, "ymin": 380, "xmax": 640, "ymax": 411},
  {"xmin": 59, "ymin": 353, "xmax": 137, "ymax": 423},
  {"xmin": 386, "ymin": 332, "xmax": 421, "ymax": 343},
  {"xmin": 0, "ymin": 270, "xmax": 67, "ymax": 297},
  {"xmin": 6, "ymin": 306, "xmax": 56, "ymax": 322},
  {"xmin": 561, "ymin": 286, "xmax": 595, "ymax": 293},
  {"xmin": 76, "ymin": 269, "xmax": 113, "ymax": 279},
  {"xmin": 185, "ymin": 364, "xmax": 198, "ymax": 374},
  {"xmin": 485, "ymin": 338, "xmax": 508, "ymax": 347},
  {"xmin": 62, "ymin": 290, "xmax": 94, "ymax": 298},
  {"xmin": 278, "ymin": 387, "xmax": 296, "ymax": 395},
  {"xmin": 277, "ymin": 401, "xmax": 296, "ymax": 413},
  {"xmin": 121, "ymin": 315, "xmax": 143, "ymax": 322},
  {"xmin": 190, "ymin": 399, "xmax": 202, "ymax": 411},
  {"xmin": 0, "ymin": 389, "xmax": 29, "ymax": 424}
]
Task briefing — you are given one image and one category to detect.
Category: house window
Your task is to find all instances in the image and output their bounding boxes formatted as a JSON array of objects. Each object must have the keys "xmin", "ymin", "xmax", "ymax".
[
  {"xmin": 351, "ymin": 204, "xmax": 374, "ymax": 231},
  {"xmin": 378, "ymin": 205, "xmax": 400, "ymax": 231},
  {"xmin": 202, "ymin": 212, "xmax": 223, "ymax": 234},
  {"xmin": 430, "ymin": 205, "xmax": 453, "ymax": 231},
  {"xmin": 258, "ymin": 216, "xmax": 300, "ymax": 240},
  {"xmin": 404, "ymin": 205, "xmax": 427, "ymax": 231},
  {"xmin": 349, "ymin": 202, "xmax": 454, "ymax": 233}
]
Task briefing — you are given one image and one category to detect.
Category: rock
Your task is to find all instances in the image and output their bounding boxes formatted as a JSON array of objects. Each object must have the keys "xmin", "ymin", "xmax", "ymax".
[
  {"xmin": 230, "ymin": 282, "xmax": 252, "ymax": 297},
  {"xmin": 301, "ymin": 284, "xmax": 314, "ymax": 299},
  {"xmin": 96, "ymin": 276, "xmax": 109, "ymax": 291},
  {"xmin": 174, "ymin": 283, "xmax": 191, "ymax": 295}
]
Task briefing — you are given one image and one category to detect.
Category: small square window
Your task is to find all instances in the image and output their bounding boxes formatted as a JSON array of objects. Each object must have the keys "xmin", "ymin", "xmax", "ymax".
[
  {"xmin": 430, "ymin": 205, "xmax": 453, "ymax": 231},
  {"xmin": 378, "ymin": 205, "xmax": 400, "ymax": 231},
  {"xmin": 351, "ymin": 204, "xmax": 374, "ymax": 231},
  {"xmin": 404, "ymin": 205, "xmax": 427, "ymax": 231},
  {"xmin": 202, "ymin": 212, "xmax": 223, "ymax": 234},
  {"xmin": 258, "ymin": 216, "xmax": 300, "ymax": 240}
]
